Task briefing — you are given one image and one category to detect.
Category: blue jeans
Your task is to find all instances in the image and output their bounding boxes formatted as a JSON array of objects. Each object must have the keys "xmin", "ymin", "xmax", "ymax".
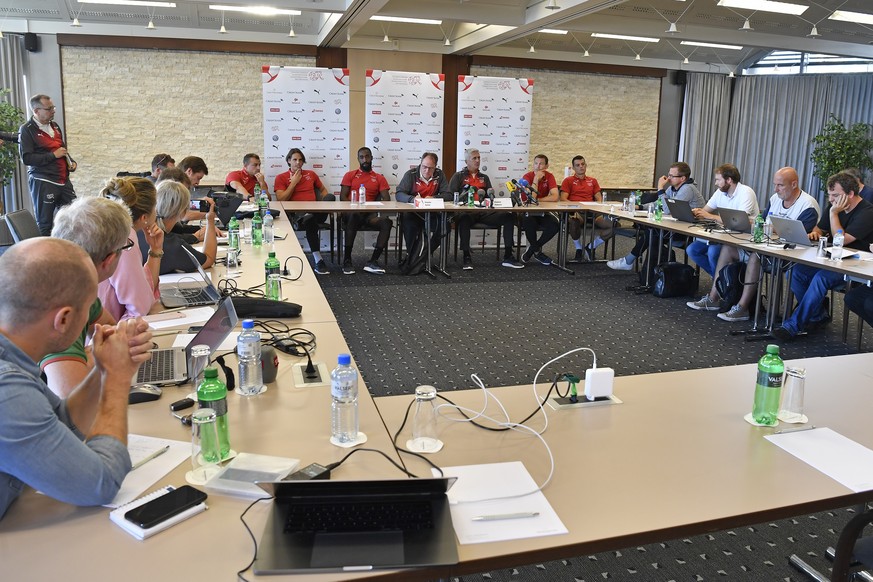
[
  {"xmin": 686, "ymin": 240, "xmax": 722, "ymax": 278},
  {"xmin": 783, "ymin": 264, "xmax": 842, "ymax": 335}
]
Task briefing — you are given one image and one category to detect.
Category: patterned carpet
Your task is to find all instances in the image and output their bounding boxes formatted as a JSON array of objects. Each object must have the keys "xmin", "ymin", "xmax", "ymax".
[{"xmin": 312, "ymin": 231, "xmax": 870, "ymax": 581}]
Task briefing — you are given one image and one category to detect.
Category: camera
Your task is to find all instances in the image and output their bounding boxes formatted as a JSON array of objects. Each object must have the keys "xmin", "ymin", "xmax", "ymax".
[{"xmin": 189, "ymin": 199, "xmax": 209, "ymax": 212}]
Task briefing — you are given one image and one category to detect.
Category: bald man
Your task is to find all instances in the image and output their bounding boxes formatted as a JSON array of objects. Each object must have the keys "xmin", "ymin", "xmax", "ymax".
[
  {"xmin": 692, "ymin": 167, "xmax": 821, "ymax": 322},
  {"xmin": 0, "ymin": 238, "xmax": 152, "ymax": 520}
]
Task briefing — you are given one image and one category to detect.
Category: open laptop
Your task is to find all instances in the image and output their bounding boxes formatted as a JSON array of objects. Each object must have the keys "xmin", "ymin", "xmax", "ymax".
[
  {"xmin": 718, "ymin": 207, "xmax": 753, "ymax": 233},
  {"xmin": 253, "ymin": 477, "xmax": 459, "ymax": 574},
  {"xmin": 770, "ymin": 216, "xmax": 814, "ymax": 246},
  {"xmin": 212, "ymin": 194, "xmax": 244, "ymax": 228},
  {"xmin": 134, "ymin": 296, "xmax": 238, "ymax": 386},
  {"xmin": 664, "ymin": 198, "xmax": 702, "ymax": 223},
  {"xmin": 159, "ymin": 246, "xmax": 223, "ymax": 308}
]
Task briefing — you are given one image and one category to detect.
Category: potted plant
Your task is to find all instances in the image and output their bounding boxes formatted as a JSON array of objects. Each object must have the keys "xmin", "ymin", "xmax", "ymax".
[{"xmin": 810, "ymin": 114, "xmax": 873, "ymax": 193}]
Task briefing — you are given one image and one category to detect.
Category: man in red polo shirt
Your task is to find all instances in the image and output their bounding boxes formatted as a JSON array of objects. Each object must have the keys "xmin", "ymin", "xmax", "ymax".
[
  {"xmin": 561, "ymin": 155, "xmax": 614, "ymax": 262},
  {"xmin": 395, "ymin": 152, "xmax": 451, "ymax": 258},
  {"xmin": 225, "ymin": 153, "xmax": 270, "ymax": 202},
  {"xmin": 339, "ymin": 146, "xmax": 392, "ymax": 275},
  {"xmin": 520, "ymin": 154, "xmax": 560, "ymax": 265}
]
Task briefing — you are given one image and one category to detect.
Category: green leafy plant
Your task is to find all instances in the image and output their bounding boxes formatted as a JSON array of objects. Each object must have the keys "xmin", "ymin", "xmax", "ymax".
[
  {"xmin": 810, "ymin": 114, "xmax": 873, "ymax": 193},
  {"xmin": 0, "ymin": 89, "xmax": 24, "ymax": 189}
]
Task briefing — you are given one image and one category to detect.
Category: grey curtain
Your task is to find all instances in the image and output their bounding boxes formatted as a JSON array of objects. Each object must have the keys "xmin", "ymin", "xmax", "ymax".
[
  {"xmin": 679, "ymin": 73, "xmax": 733, "ymax": 197},
  {"xmin": 0, "ymin": 34, "xmax": 29, "ymax": 215}
]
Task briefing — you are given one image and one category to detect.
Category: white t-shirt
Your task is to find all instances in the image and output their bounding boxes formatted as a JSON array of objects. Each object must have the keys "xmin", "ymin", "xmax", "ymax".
[
  {"xmin": 765, "ymin": 190, "xmax": 821, "ymax": 225},
  {"xmin": 705, "ymin": 182, "xmax": 759, "ymax": 216}
]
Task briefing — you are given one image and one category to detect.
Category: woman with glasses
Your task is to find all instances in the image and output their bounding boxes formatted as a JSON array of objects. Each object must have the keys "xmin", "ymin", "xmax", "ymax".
[
  {"xmin": 143, "ymin": 180, "xmax": 217, "ymax": 275},
  {"xmin": 98, "ymin": 176, "xmax": 163, "ymax": 320}
]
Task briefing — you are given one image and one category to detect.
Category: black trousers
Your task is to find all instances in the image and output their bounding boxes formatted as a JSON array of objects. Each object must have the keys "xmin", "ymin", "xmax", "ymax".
[
  {"xmin": 29, "ymin": 177, "xmax": 76, "ymax": 236},
  {"xmin": 401, "ymin": 213, "xmax": 442, "ymax": 253},
  {"xmin": 521, "ymin": 213, "xmax": 559, "ymax": 251},
  {"xmin": 344, "ymin": 213, "xmax": 393, "ymax": 253},
  {"xmin": 455, "ymin": 212, "xmax": 516, "ymax": 256}
]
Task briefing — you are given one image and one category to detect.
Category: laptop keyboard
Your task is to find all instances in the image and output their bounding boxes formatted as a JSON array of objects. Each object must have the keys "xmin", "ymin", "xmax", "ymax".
[
  {"xmin": 283, "ymin": 500, "xmax": 434, "ymax": 533},
  {"xmin": 179, "ymin": 286, "xmax": 214, "ymax": 305},
  {"xmin": 137, "ymin": 349, "xmax": 175, "ymax": 384}
]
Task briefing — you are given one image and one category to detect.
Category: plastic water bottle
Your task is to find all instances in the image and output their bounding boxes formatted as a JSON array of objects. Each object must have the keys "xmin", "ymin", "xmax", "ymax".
[
  {"xmin": 752, "ymin": 344, "xmax": 784, "ymax": 426},
  {"xmin": 330, "ymin": 354, "xmax": 359, "ymax": 444},
  {"xmin": 196, "ymin": 367, "xmax": 230, "ymax": 458},
  {"xmin": 237, "ymin": 319, "xmax": 263, "ymax": 396},
  {"xmin": 358, "ymin": 183, "xmax": 367, "ymax": 205},
  {"xmin": 264, "ymin": 251, "xmax": 281, "ymax": 300},
  {"xmin": 263, "ymin": 211, "xmax": 274, "ymax": 244},
  {"xmin": 832, "ymin": 229, "xmax": 844, "ymax": 261},
  {"xmin": 654, "ymin": 197, "xmax": 663, "ymax": 222},
  {"xmin": 227, "ymin": 215, "xmax": 240, "ymax": 250},
  {"xmin": 251, "ymin": 212, "xmax": 263, "ymax": 248},
  {"xmin": 753, "ymin": 213, "xmax": 765, "ymax": 243}
]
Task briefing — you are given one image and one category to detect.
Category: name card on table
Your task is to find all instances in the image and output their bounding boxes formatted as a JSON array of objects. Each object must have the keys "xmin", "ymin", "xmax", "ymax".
[
  {"xmin": 492, "ymin": 198, "xmax": 513, "ymax": 208},
  {"xmin": 415, "ymin": 197, "xmax": 445, "ymax": 209}
]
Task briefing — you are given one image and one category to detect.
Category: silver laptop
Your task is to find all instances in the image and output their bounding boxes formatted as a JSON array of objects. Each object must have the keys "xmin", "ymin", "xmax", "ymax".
[
  {"xmin": 718, "ymin": 207, "xmax": 753, "ymax": 233},
  {"xmin": 160, "ymin": 246, "xmax": 222, "ymax": 308},
  {"xmin": 134, "ymin": 297, "xmax": 238, "ymax": 386},
  {"xmin": 253, "ymin": 477, "xmax": 459, "ymax": 574},
  {"xmin": 770, "ymin": 216, "xmax": 814, "ymax": 246},
  {"xmin": 664, "ymin": 198, "xmax": 701, "ymax": 223}
]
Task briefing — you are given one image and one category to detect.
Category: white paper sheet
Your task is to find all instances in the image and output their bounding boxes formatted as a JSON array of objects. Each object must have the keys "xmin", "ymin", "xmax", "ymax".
[
  {"xmin": 160, "ymin": 271, "xmax": 212, "ymax": 284},
  {"xmin": 105, "ymin": 435, "xmax": 190, "ymax": 508},
  {"xmin": 765, "ymin": 427, "xmax": 873, "ymax": 492},
  {"xmin": 143, "ymin": 307, "xmax": 215, "ymax": 330},
  {"xmin": 173, "ymin": 331, "xmax": 240, "ymax": 351},
  {"xmin": 432, "ymin": 461, "xmax": 567, "ymax": 544}
]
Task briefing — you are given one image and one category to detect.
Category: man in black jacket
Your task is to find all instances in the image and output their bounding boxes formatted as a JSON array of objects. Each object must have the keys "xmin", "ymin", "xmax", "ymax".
[{"xmin": 18, "ymin": 95, "xmax": 76, "ymax": 235}]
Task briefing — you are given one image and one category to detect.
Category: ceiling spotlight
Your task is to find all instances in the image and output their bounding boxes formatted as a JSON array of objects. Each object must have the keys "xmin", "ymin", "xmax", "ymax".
[
  {"xmin": 346, "ymin": 29, "xmax": 351, "ymax": 41},
  {"xmin": 219, "ymin": 24, "xmax": 227, "ymax": 33},
  {"xmin": 545, "ymin": 0, "xmax": 561, "ymax": 10},
  {"xmin": 583, "ymin": 49, "xmax": 589, "ymax": 57},
  {"xmin": 0, "ymin": 31, "xmax": 4, "ymax": 40},
  {"xmin": 146, "ymin": 19, "xmax": 156, "ymax": 29},
  {"xmin": 740, "ymin": 19, "xmax": 753, "ymax": 31},
  {"xmin": 635, "ymin": 53, "xmax": 641, "ymax": 60},
  {"xmin": 666, "ymin": 22, "xmax": 678, "ymax": 33},
  {"xmin": 382, "ymin": 34, "xmax": 390, "ymax": 43},
  {"xmin": 529, "ymin": 45, "xmax": 536, "ymax": 53},
  {"xmin": 288, "ymin": 28, "xmax": 295, "ymax": 37},
  {"xmin": 683, "ymin": 56, "xmax": 689, "ymax": 64},
  {"xmin": 444, "ymin": 37, "xmax": 451, "ymax": 46},
  {"xmin": 808, "ymin": 25, "xmax": 819, "ymax": 37},
  {"xmin": 71, "ymin": 17, "xmax": 82, "ymax": 27},
  {"xmin": 729, "ymin": 71, "xmax": 736, "ymax": 78}
]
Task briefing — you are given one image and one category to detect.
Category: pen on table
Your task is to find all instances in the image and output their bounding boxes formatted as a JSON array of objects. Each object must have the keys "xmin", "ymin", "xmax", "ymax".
[
  {"xmin": 131, "ymin": 445, "xmax": 170, "ymax": 470},
  {"xmin": 774, "ymin": 425, "xmax": 817, "ymax": 434},
  {"xmin": 472, "ymin": 512, "xmax": 540, "ymax": 521},
  {"xmin": 159, "ymin": 306, "xmax": 188, "ymax": 314}
]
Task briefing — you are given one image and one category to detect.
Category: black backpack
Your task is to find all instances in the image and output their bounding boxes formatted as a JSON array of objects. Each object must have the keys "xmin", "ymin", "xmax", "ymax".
[
  {"xmin": 653, "ymin": 262, "xmax": 699, "ymax": 298},
  {"xmin": 715, "ymin": 261, "xmax": 747, "ymax": 310},
  {"xmin": 400, "ymin": 232, "xmax": 428, "ymax": 276}
]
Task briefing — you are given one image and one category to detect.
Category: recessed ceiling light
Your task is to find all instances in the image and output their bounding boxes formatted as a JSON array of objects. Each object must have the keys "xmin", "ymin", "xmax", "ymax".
[
  {"xmin": 591, "ymin": 32, "xmax": 659, "ymax": 43},
  {"xmin": 541, "ymin": 29, "xmax": 567, "ymax": 35},
  {"xmin": 371, "ymin": 15, "xmax": 441, "ymax": 25},
  {"xmin": 681, "ymin": 40, "xmax": 743, "ymax": 50},
  {"xmin": 666, "ymin": 22, "xmax": 678, "ymax": 33},
  {"xmin": 209, "ymin": 5, "xmax": 300, "ymax": 16},
  {"xmin": 829, "ymin": 10, "xmax": 873, "ymax": 26},
  {"xmin": 79, "ymin": 0, "xmax": 175, "ymax": 6},
  {"xmin": 717, "ymin": 0, "xmax": 808, "ymax": 16}
]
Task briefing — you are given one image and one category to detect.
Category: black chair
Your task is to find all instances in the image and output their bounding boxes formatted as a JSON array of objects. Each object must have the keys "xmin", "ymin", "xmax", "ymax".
[
  {"xmin": 790, "ymin": 504, "xmax": 873, "ymax": 581},
  {"xmin": 5, "ymin": 209, "xmax": 42, "ymax": 242},
  {"xmin": 0, "ymin": 218, "xmax": 13, "ymax": 257},
  {"xmin": 116, "ymin": 170, "xmax": 150, "ymax": 177}
]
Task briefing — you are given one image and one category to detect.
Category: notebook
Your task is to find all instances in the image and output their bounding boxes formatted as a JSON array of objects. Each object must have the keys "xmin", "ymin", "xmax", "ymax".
[
  {"xmin": 159, "ymin": 246, "xmax": 223, "ymax": 308},
  {"xmin": 212, "ymin": 194, "xmax": 244, "ymax": 228},
  {"xmin": 109, "ymin": 486, "xmax": 207, "ymax": 540},
  {"xmin": 769, "ymin": 216, "xmax": 814, "ymax": 246},
  {"xmin": 664, "ymin": 198, "xmax": 700, "ymax": 223},
  {"xmin": 718, "ymin": 207, "xmax": 753, "ymax": 233},
  {"xmin": 134, "ymin": 296, "xmax": 238, "ymax": 386},
  {"xmin": 253, "ymin": 477, "xmax": 459, "ymax": 574}
]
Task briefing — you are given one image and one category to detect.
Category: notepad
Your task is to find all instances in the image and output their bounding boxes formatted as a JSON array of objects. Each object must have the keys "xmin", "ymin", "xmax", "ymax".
[{"xmin": 109, "ymin": 486, "xmax": 207, "ymax": 540}]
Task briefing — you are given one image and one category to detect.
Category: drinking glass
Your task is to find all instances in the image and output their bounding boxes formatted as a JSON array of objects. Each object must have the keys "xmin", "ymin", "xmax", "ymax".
[{"xmin": 186, "ymin": 408, "xmax": 222, "ymax": 485}]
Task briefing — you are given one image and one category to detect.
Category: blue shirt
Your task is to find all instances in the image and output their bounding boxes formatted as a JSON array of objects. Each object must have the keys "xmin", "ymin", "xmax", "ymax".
[{"xmin": 0, "ymin": 332, "xmax": 131, "ymax": 520}]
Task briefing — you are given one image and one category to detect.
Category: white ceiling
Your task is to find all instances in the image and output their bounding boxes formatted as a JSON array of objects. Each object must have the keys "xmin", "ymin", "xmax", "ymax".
[{"xmin": 4, "ymin": 0, "xmax": 873, "ymax": 73}]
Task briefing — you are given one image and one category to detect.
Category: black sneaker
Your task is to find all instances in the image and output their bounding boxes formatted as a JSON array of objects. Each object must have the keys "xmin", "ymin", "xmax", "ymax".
[
  {"xmin": 772, "ymin": 327, "xmax": 796, "ymax": 342},
  {"xmin": 569, "ymin": 249, "xmax": 585, "ymax": 263},
  {"xmin": 584, "ymin": 246, "xmax": 594, "ymax": 261},
  {"xmin": 522, "ymin": 247, "xmax": 535, "ymax": 263},
  {"xmin": 534, "ymin": 251, "xmax": 552, "ymax": 266},
  {"xmin": 363, "ymin": 261, "xmax": 385, "ymax": 274},
  {"xmin": 501, "ymin": 257, "xmax": 524, "ymax": 269},
  {"xmin": 342, "ymin": 260, "xmax": 355, "ymax": 275},
  {"xmin": 314, "ymin": 259, "xmax": 329, "ymax": 275},
  {"xmin": 463, "ymin": 255, "xmax": 473, "ymax": 270}
]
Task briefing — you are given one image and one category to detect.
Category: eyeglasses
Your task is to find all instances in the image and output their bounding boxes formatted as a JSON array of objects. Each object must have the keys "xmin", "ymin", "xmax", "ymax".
[
  {"xmin": 667, "ymin": 174, "xmax": 682, "ymax": 178},
  {"xmin": 38, "ymin": 106, "xmax": 56, "ymax": 112},
  {"xmin": 116, "ymin": 238, "xmax": 135, "ymax": 254}
]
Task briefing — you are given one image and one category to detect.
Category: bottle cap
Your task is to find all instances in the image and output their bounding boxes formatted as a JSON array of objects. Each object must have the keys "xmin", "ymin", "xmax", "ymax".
[
  {"xmin": 837, "ymin": 229, "xmax": 844, "ymax": 234},
  {"xmin": 268, "ymin": 251, "xmax": 276, "ymax": 257},
  {"xmin": 766, "ymin": 344, "xmax": 780, "ymax": 354},
  {"xmin": 338, "ymin": 353, "xmax": 351, "ymax": 366},
  {"xmin": 204, "ymin": 367, "xmax": 218, "ymax": 378},
  {"xmin": 242, "ymin": 319, "xmax": 255, "ymax": 329}
]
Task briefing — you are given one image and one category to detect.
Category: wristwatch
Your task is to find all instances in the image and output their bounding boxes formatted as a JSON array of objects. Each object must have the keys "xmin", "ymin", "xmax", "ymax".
[{"xmin": 148, "ymin": 249, "xmax": 164, "ymax": 258}]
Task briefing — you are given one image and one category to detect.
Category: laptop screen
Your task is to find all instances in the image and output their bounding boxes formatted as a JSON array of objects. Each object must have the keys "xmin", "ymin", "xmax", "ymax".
[{"xmin": 185, "ymin": 297, "xmax": 238, "ymax": 363}]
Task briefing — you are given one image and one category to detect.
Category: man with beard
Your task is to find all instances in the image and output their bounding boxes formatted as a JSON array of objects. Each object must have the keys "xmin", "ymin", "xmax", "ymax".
[{"xmin": 339, "ymin": 146, "xmax": 392, "ymax": 275}]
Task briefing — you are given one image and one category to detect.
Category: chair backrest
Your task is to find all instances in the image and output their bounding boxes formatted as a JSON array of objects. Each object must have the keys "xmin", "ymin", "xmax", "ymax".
[
  {"xmin": 116, "ymin": 170, "xmax": 150, "ymax": 178},
  {"xmin": 5, "ymin": 209, "xmax": 42, "ymax": 242},
  {"xmin": 0, "ymin": 218, "xmax": 12, "ymax": 257}
]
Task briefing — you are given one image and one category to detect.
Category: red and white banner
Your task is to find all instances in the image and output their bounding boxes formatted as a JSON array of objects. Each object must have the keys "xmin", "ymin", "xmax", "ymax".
[
  {"xmin": 364, "ymin": 70, "xmax": 445, "ymax": 191},
  {"xmin": 262, "ymin": 66, "xmax": 350, "ymax": 195},
  {"xmin": 456, "ymin": 76, "xmax": 533, "ymax": 196}
]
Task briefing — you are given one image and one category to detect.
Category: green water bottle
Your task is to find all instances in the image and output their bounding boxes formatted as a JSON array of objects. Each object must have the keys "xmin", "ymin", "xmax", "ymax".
[
  {"xmin": 753, "ymin": 344, "xmax": 784, "ymax": 426},
  {"xmin": 265, "ymin": 251, "xmax": 281, "ymax": 300},
  {"xmin": 227, "ymin": 215, "xmax": 240, "ymax": 250},
  {"xmin": 197, "ymin": 367, "xmax": 231, "ymax": 460},
  {"xmin": 753, "ymin": 213, "xmax": 765, "ymax": 243},
  {"xmin": 654, "ymin": 197, "xmax": 663, "ymax": 222},
  {"xmin": 251, "ymin": 212, "xmax": 263, "ymax": 248},
  {"xmin": 258, "ymin": 191, "xmax": 269, "ymax": 219}
]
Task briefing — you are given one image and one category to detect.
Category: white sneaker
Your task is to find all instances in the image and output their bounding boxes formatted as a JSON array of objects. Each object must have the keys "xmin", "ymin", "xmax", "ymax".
[
  {"xmin": 717, "ymin": 304, "xmax": 750, "ymax": 321},
  {"xmin": 686, "ymin": 295, "xmax": 720, "ymax": 311},
  {"xmin": 606, "ymin": 258, "xmax": 633, "ymax": 271}
]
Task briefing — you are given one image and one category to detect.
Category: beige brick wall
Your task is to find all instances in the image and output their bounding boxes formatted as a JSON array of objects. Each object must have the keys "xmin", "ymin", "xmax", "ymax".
[
  {"xmin": 61, "ymin": 47, "xmax": 315, "ymax": 196},
  {"xmin": 472, "ymin": 65, "xmax": 659, "ymax": 190}
]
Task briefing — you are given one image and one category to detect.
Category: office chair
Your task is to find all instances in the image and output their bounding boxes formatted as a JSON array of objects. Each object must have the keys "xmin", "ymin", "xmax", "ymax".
[
  {"xmin": 790, "ymin": 504, "xmax": 873, "ymax": 581},
  {"xmin": 0, "ymin": 218, "xmax": 13, "ymax": 257},
  {"xmin": 5, "ymin": 209, "xmax": 42, "ymax": 242}
]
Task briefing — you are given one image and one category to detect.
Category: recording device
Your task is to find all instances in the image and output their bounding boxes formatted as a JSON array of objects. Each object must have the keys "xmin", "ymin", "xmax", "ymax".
[
  {"xmin": 169, "ymin": 398, "xmax": 195, "ymax": 412},
  {"xmin": 511, "ymin": 179, "xmax": 538, "ymax": 206},
  {"xmin": 124, "ymin": 485, "xmax": 207, "ymax": 529},
  {"xmin": 190, "ymin": 199, "xmax": 209, "ymax": 212},
  {"xmin": 0, "ymin": 130, "xmax": 19, "ymax": 144}
]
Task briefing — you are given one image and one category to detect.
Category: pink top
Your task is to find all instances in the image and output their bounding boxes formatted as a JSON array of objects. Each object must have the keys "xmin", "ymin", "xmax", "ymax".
[{"xmin": 97, "ymin": 228, "xmax": 157, "ymax": 320}]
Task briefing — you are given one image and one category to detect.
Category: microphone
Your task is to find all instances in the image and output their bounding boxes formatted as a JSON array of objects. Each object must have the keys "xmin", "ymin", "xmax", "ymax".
[
  {"xmin": 505, "ymin": 180, "xmax": 517, "ymax": 193},
  {"xmin": 476, "ymin": 188, "xmax": 485, "ymax": 205},
  {"xmin": 513, "ymin": 179, "xmax": 537, "ymax": 205},
  {"xmin": 486, "ymin": 188, "xmax": 495, "ymax": 204}
]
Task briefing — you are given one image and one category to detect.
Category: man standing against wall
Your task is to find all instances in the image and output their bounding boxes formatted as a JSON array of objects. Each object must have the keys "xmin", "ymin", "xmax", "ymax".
[{"xmin": 19, "ymin": 95, "xmax": 77, "ymax": 236}]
